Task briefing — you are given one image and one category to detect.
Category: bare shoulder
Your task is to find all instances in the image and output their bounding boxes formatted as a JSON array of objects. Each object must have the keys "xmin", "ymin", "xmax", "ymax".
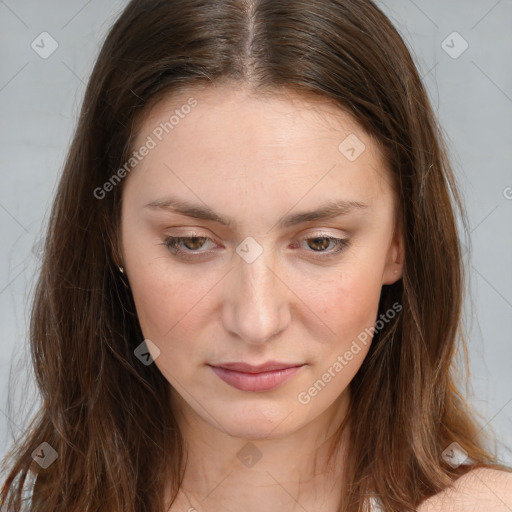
[{"xmin": 417, "ymin": 467, "xmax": 512, "ymax": 512}]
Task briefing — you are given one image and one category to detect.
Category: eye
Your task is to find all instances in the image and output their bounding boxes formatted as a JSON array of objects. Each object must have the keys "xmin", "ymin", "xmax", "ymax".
[
  {"xmin": 162, "ymin": 234, "xmax": 217, "ymax": 259},
  {"xmin": 295, "ymin": 235, "xmax": 351, "ymax": 259},
  {"xmin": 161, "ymin": 233, "xmax": 351, "ymax": 261}
]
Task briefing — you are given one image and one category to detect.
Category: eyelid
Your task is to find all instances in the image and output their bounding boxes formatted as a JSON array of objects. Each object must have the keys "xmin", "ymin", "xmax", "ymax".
[
  {"xmin": 163, "ymin": 228, "xmax": 348, "ymax": 242},
  {"xmin": 161, "ymin": 230, "xmax": 351, "ymax": 260},
  {"xmin": 163, "ymin": 232, "xmax": 219, "ymax": 250},
  {"xmin": 302, "ymin": 228, "xmax": 349, "ymax": 238}
]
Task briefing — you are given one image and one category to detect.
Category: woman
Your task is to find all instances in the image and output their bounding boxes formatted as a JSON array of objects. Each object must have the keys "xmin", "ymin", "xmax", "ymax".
[{"xmin": 1, "ymin": 0, "xmax": 511, "ymax": 511}]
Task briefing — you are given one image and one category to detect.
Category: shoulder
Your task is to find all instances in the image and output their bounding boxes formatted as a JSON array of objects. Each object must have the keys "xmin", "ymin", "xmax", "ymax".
[{"xmin": 417, "ymin": 467, "xmax": 512, "ymax": 512}]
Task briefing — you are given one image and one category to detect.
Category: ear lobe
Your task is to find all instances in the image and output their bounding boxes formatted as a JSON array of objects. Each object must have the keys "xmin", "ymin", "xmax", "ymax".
[{"xmin": 382, "ymin": 227, "xmax": 404, "ymax": 285}]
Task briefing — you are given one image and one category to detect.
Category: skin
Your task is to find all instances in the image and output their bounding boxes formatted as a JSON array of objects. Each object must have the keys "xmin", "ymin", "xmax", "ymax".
[{"xmin": 119, "ymin": 82, "xmax": 403, "ymax": 511}]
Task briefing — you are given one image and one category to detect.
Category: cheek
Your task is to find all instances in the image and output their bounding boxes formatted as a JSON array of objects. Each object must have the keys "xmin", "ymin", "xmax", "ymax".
[
  {"xmin": 128, "ymin": 264, "xmax": 204, "ymax": 341},
  {"xmin": 302, "ymin": 261, "xmax": 383, "ymax": 340},
  {"xmin": 127, "ymin": 266, "xmax": 209, "ymax": 385},
  {"xmin": 298, "ymin": 271, "xmax": 381, "ymax": 400}
]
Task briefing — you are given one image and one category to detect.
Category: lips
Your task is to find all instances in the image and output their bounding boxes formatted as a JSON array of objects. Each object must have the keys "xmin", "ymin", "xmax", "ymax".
[
  {"xmin": 214, "ymin": 361, "xmax": 304, "ymax": 373},
  {"xmin": 208, "ymin": 361, "xmax": 305, "ymax": 392}
]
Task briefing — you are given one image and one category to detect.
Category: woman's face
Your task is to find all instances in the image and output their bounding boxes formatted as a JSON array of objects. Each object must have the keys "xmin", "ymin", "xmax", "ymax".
[{"xmin": 120, "ymin": 84, "xmax": 403, "ymax": 439}]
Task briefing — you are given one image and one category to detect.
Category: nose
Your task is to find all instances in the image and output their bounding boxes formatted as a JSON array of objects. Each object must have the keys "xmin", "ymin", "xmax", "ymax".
[{"xmin": 223, "ymin": 251, "xmax": 291, "ymax": 345}]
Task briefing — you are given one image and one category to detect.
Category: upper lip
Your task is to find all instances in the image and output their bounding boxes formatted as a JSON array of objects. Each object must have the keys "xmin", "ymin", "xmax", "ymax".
[{"xmin": 210, "ymin": 361, "xmax": 305, "ymax": 373}]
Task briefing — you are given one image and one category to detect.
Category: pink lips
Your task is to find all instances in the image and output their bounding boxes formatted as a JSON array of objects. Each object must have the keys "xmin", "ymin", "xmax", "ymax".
[{"xmin": 208, "ymin": 361, "xmax": 305, "ymax": 392}]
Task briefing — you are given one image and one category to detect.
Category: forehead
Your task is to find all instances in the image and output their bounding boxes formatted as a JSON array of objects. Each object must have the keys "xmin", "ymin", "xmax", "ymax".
[
  {"xmin": 128, "ymin": 83, "xmax": 394, "ymax": 211},
  {"xmin": 137, "ymin": 83, "xmax": 368, "ymax": 147}
]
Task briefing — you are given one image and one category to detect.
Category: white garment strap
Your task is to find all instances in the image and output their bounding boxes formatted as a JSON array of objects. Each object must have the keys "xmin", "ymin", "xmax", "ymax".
[{"xmin": 368, "ymin": 496, "xmax": 384, "ymax": 512}]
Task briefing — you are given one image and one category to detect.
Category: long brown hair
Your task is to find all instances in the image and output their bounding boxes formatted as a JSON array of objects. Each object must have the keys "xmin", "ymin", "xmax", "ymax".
[{"xmin": 1, "ymin": 0, "xmax": 510, "ymax": 510}]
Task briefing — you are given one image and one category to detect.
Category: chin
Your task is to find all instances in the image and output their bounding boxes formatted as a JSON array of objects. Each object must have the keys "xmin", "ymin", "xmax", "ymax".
[
  {"xmin": 225, "ymin": 421, "xmax": 292, "ymax": 441},
  {"xmin": 210, "ymin": 401, "xmax": 301, "ymax": 439}
]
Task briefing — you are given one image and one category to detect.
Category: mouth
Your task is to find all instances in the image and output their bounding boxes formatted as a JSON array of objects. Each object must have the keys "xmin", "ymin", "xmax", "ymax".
[
  {"xmin": 212, "ymin": 361, "xmax": 305, "ymax": 373},
  {"xmin": 208, "ymin": 362, "xmax": 305, "ymax": 392}
]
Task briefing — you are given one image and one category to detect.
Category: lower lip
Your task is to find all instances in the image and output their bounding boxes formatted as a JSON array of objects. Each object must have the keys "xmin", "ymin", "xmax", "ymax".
[{"xmin": 209, "ymin": 365, "xmax": 304, "ymax": 392}]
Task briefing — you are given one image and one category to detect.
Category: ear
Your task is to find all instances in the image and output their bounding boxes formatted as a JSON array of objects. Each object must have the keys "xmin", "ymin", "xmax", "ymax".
[{"xmin": 381, "ymin": 217, "xmax": 404, "ymax": 285}]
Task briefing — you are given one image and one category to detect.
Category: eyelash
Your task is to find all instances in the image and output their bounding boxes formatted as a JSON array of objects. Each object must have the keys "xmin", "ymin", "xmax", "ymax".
[{"xmin": 161, "ymin": 233, "xmax": 351, "ymax": 261}]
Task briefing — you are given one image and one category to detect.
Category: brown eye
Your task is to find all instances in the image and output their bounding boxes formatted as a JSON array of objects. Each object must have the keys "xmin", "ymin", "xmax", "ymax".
[
  {"xmin": 181, "ymin": 237, "xmax": 208, "ymax": 250},
  {"xmin": 162, "ymin": 235, "xmax": 216, "ymax": 258},
  {"xmin": 298, "ymin": 235, "xmax": 351, "ymax": 258},
  {"xmin": 306, "ymin": 237, "xmax": 333, "ymax": 252}
]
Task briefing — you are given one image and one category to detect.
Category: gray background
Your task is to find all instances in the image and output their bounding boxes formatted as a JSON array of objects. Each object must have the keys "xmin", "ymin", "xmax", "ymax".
[{"xmin": 1, "ymin": 0, "xmax": 511, "ymax": 469}]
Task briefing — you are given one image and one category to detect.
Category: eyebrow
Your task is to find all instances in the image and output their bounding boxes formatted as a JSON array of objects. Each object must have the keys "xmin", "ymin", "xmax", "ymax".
[{"xmin": 144, "ymin": 196, "xmax": 369, "ymax": 230}]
